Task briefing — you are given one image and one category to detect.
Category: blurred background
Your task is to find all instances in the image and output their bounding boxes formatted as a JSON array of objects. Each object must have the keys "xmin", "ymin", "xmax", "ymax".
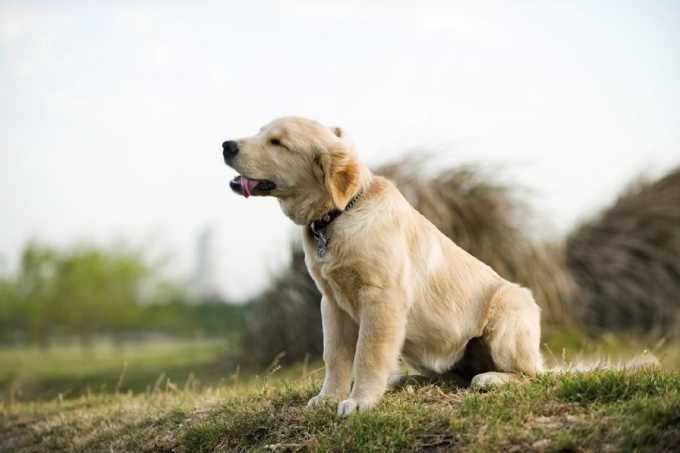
[{"xmin": 1, "ymin": 1, "xmax": 679, "ymax": 400}]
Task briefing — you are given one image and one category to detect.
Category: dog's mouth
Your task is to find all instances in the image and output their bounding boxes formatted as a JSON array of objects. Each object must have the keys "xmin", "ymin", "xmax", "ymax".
[{"xmin": 229, "ymin": 175, "xmax": 277, "ymax": 198}]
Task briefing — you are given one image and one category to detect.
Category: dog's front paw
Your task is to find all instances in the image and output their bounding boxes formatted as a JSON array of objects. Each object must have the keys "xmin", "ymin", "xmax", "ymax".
[
  {"xmin": 336, "ymin": 397, "xmax": 377, "ymax": 417},
  {"xmin": 307, "ymin": 394, "xmax": 326, "ymax": 407},
  {"xmin": 308, "ymin": 391, "xmax": 346, "ymax": 407},
  {"xmin": 337, "ymin": 398, "xmax": 358, "ymax": 417}
]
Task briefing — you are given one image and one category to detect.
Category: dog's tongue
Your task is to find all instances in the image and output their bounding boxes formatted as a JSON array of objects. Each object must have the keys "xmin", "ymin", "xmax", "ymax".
[{"xmin": 241, "ymin": 176, "xmax": 260, "ymax": 198}]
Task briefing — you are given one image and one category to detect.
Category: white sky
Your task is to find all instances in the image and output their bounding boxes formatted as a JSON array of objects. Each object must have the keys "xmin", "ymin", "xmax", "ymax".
[{"xmin": 1, "ymin": 0, "xmax": 678, "ymax": 300}]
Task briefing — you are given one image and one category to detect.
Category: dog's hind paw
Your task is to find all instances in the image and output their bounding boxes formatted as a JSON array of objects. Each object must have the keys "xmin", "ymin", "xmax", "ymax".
[
  {"xmin": 388, "ymin": 374, "xmax": 409, "ymax": 387},
  {"xmin": 470, "ymin": 371, "xmax": 518, "ymax": 388}
]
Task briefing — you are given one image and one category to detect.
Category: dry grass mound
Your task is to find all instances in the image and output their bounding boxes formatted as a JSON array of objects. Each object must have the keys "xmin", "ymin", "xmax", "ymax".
[
  {"xmin": 242, "ymin": 156, "xmax": 576, "ymax": 367},
  {"xmin": 565, "ymin": 166, "xmax": 680, "ymax": 337}
]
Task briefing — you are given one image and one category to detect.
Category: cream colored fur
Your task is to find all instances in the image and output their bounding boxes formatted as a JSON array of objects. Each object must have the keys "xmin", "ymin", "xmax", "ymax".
[{"xmin": 225, "ymin": 116, "xmax": 544, "ymax": 417}]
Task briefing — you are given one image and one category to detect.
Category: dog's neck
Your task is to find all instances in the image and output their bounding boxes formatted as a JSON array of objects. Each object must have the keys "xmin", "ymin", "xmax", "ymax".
[
  {"xmin": 279, "ymin": 193, "xmax": 335, "ymax": 225},
  {"xmin": 279, "ymin": 164, "xmax": 373, "ymax": 226}
]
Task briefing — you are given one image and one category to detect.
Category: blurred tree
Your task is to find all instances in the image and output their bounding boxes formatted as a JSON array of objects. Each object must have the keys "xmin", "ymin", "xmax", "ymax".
[
  {"xmin": 14, "ymin": 242, "xmax": 60, "ymax": 348},
  {"xmin": 57, "ymin": 245, "xmax": 147, "ymax": 346},
  {"xmin": 1, "ymin": 241, "xmax": 156, "ymax": 346},
  {"xmin": 0, "ymin": 272, "xmax": 18, "ymax": 343},
  {"xmin": 0, "ymin": 240, "xmax": 248, "ymax": 346}
]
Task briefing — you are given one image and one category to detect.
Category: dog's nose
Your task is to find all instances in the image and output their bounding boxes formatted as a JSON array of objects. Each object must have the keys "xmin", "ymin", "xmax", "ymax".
[{"xmin": 222, "ymin": 140, "xmax": 239, "ymax": 161}]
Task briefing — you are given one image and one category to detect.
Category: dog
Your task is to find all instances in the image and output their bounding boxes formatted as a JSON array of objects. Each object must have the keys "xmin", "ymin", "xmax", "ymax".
[{"xmin": 222, "ymin": 116, "xmax": 544, "ymax": 417}]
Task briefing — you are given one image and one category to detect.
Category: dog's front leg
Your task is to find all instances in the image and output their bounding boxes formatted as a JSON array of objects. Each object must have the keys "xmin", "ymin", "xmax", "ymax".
[
  {"xmin": 337, "ymin": 289, "xmax": 407, "ymax": 417},
  {"xmin": 308, "ymin": 296, "xmax": 358, "ymax": 407}
]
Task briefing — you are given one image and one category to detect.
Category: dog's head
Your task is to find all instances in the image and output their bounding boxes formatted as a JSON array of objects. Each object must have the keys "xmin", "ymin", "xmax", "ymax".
[{"xmin": 222, "ymin": 116, "xmax": 368, "ymax": 224}]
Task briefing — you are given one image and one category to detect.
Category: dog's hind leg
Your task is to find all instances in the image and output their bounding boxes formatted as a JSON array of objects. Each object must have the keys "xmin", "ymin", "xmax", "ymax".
[{"xmin": 471, "ymin": 284, "xmax": 544, "ymax": 388}]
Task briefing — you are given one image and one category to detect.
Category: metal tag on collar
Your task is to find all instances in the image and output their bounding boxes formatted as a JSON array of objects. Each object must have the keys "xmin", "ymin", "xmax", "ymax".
[
  {"xmin": 316, "ymin": 232, "xmax": 328, "ymax": 258},
  {"xmin": 310, "ymin": 223, "xmax": 328, "ymax": 258},
  {"xmin": 316, "ymin": 242, "xmax": 327, "ymax": 258}
]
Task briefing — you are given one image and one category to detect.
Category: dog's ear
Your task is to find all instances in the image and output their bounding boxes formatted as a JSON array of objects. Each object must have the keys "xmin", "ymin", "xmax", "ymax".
[
  {"xmin": 330, "ymin": 125, "xmax": 355, "ymax": 149},
  {"xmin": 331, "ymin": 126, "xmax": 345, "ymax": 138},
  {"xmin": 315, "ymin": 146, "xmax": 362, "ymax": 210}
]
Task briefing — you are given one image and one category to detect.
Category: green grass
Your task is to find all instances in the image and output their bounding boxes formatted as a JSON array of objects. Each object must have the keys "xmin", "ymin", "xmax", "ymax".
[
  {"xmin": 1, "ymin": 368, "xmax": 678, "ymax": 452},
  {"xmin": 1, "ymin": 336, "xmax": 679, "ymax": 451}
]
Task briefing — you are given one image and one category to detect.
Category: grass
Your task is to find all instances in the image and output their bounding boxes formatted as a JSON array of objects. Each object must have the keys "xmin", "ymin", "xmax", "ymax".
[
  {"xmin": 0, "ymin": 338, "xmax": 232, "ymax": 403},
  {"xmin": 1, "ymin": 368, "xmax": 678, "ymax": 451},
  {"xmin": 1, "ymin": 336, "xmax": 679, "ymax": 451}
]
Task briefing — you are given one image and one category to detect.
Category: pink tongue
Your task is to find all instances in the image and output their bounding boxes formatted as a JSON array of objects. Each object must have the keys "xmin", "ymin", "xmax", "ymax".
[{"xmin": 241, "ymin": 176, "xmax": 260, "ymax": 198}]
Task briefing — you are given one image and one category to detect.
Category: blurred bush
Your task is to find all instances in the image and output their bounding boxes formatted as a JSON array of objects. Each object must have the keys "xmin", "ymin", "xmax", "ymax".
[
  {"xmin": 242, "ymin": 157, "xmax": 577, "ymax": 367},
  {"xmin": 565, "ymin": 166, "xmax": 680, "ymax": 337}
]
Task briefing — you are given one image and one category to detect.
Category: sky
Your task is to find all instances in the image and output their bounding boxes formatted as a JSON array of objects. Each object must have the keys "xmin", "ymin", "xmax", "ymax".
[{"xmin": 1, "ymin": 0, "xmax": 679, "ymax": 300}]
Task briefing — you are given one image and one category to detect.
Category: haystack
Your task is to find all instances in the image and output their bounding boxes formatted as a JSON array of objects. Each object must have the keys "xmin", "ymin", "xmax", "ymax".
[{"xmin": 566, "ymin": 167, "xmax": 680, "ymax": 337}]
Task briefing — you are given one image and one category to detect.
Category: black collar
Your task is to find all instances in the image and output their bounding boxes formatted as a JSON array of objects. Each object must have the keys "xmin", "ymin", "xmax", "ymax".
[
  {"xmin": 308, "ymin": 191, "xmax": 363, "ymax": 257},
  {"xmin": 309, "ymin": 191, "xmax": 363, "ymax": 232},
  {"xmin": 310, "ymin": 209, "xmax": 341, "ymax": 232}
]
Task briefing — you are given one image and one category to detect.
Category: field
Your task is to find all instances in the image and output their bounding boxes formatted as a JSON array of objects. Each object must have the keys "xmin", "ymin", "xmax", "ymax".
[
  {"xmin": 0, "ymin": 339, "xmax": 233, "ymax": 404},
  {"xmin": 1, "ymin": 335, "xmax": 679, "ymax": 451}
]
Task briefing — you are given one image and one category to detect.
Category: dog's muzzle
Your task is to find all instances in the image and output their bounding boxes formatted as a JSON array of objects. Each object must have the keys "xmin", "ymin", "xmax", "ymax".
[{"xmin": 221, "ymin": 140, "xmax": 276, "ymax": 197}]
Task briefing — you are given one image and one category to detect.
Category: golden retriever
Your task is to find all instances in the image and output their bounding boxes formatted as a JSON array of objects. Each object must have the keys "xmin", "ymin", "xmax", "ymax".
[{"xmin": 222, "ymin": 116, "xmax": 544, "ymax": 417}]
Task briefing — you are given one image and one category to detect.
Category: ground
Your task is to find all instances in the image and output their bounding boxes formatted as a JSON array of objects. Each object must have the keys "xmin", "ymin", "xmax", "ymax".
[{"xmin": 1, "ymin": 336, "xmax": 679, "ymax": 452}]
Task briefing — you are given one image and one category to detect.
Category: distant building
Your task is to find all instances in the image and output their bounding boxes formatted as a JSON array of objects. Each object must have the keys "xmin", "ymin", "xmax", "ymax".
[{"xmin": 192, "ymin": 226, "xmax": 223, "ymax": 301}]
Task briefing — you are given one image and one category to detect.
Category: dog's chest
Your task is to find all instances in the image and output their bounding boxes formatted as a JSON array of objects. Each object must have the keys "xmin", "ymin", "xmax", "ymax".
[
  {"xmin": 316, "ymin": 263, "xmax": 362, "ymax": 320},
  {"xmin": 303, "ymin": 236, "xmax": 363, "ymax": 320}
]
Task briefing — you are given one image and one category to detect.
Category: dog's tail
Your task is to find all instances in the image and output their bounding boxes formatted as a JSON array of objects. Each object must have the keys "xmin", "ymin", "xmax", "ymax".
[{"xmin": 545, "ymin": 350, "xmax": 660, "ymax": 374}]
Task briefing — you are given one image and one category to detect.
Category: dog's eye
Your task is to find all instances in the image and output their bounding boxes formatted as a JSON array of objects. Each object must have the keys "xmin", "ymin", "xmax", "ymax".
[{"xmin": 270, "ymin": 138, "xmax": 282, "ymax": 146}]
